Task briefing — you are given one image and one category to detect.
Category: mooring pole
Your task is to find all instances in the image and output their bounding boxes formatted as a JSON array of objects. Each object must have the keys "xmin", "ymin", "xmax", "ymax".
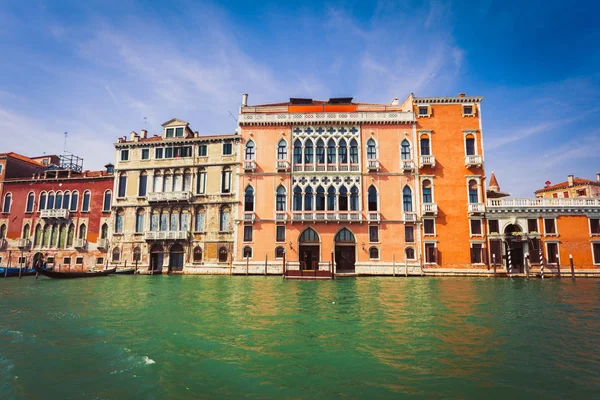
[
  {"xmin": 246, "ymin": 254, "xmax": 249, "ymax": 276},
  {"xmin": 493, "ymin": 254, "xmax": 497, "ymax": 278},
  {"xmin": 507, "ymin": 248, "xmax": 513, "ymax": 278},
  {"xmin": 5, "ymin": 250, "xmax": 11, "ymax": 278},
  {"xmin": 405, "ymin": 259, "xmax": 408, "ymax": 278},
  {"xmin": 525, "ymin": 255, "xmax": 529, "ymax": 280},
  {"xmin": 282, "ymin": 252, "xmax": 286, "ymax": 278},
  {"xmin": 540, "ymin": 255, "xmax": 544, "ymax": 279},
  {"xmin": 264, "ymin": 254, "xmax": 268, "ymax": 276},
  {"xmin": 570, "ymin": 254, "xmax": 575, "ymax": 280},
  {"xmin": 331, "ymin": 251, "xmax": 335, "ymax": 280},
  {"xmin": 392, "ymin": 254, "xmax": 396, "ymax": 277},
  {"xmin": 19, "ymin": 250, "xmax": 23, "ymax": 279},
  {"xmin": 556, "ymin": 253, "xmax": 561, "ymax": 278}
]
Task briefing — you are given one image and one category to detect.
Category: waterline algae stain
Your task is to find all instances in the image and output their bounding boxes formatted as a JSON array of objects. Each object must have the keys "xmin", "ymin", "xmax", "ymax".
[{"xmin": 1, "ymin": 276, "xmax": 600, "ymax": 398}]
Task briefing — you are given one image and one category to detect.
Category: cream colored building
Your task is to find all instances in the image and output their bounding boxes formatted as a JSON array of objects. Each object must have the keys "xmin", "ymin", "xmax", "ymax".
[{"xmin": 110, "ymin": 119, "xmax": 240, "ymax": 273}]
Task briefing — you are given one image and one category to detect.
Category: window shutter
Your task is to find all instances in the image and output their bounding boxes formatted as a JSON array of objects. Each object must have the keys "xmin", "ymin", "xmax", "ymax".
[
  {"xmin": 433, "ymin": 247, "xmax": 439, "ymax": 264},
  {"xmin": 427, "ymin": 105, "xmax": 432, "ymax": 117}
]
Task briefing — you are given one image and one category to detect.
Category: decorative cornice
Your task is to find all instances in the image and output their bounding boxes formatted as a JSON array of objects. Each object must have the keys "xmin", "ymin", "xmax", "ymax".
[
  {"xmin": 238, "ymin": 111, "xmax": 415, "ymax": 126},
  {"xmin": 115, "ymin": 135, "xmax": 239, "ymax": 149},
  {"xmin": 414, "ymin": 97, "xmax": 483, "ymax": 104}
]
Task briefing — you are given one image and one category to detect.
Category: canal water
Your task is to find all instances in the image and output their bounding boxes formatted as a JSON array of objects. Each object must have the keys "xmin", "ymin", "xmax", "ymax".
[{"xmin": 1, "ymin": 276, "xmax": 600, "ymax": 399}]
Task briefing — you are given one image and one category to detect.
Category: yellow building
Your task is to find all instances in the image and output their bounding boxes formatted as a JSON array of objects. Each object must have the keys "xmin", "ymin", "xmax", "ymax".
[
  {"xmin": 110, "ymin": 119, "xmax": 240, "ymax": 273},
  {"xmin": 535, "ymin": 174, "xmax": 600, "ymax": 198}
]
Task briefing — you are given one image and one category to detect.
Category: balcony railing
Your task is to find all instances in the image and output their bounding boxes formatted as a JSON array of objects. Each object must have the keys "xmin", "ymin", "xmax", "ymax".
[
  {"xmin": 275, "ymin": 212, "xmax": 287, "ymax": 222},
  {"xmin": 40, "ymin": 209, "xmax": 69, "ymax": 219},
  {"xmin": 402, "ymin": 160, "xmax": 415, "ymax": 172},
  {"xmin": 465, "ymin": 155, "xmax": 483, "ymax": 168},
  {"xmin": 144, "ymin": 231, "xmax": 190, "ymax": 241},
  {"xmin": 419, "ymin": 155, "xmax": 435, "ymax": 168},
  {"xmin": 291, "ymin": 211, "xmax": 361, "ymax": 222},
  {"xmin": 422, "ymin": 203, "xmax": 438, "ymax": 215},
  {"xmin": 276, "ymin": 160, "xmax": 290, "ymax": 172},
  {"xmin": 244, "ymin": 160, "xmax": 256, "ymax": 172},
  {"xmin": 97, "ymin": 239, "xmax": 109, "ymax": 250},
  {"xmin": 404, "ymin": 212, "xmax": 417, "ymax": 222},
  {"xmin": 74, "ymin": 239, "xmax": 87, "ymax": 249},
  {"xmin": 243, "ymin": 212, "xmax": 255, "ymax": 223},
  {"xmin": 17, "ymin": 238, "xmax": 30, "ymax": 249},
  {"xmin": 468, "ymin": 203, "xmax": 486, "ymax": 214},
  {"xmin": 487, "ymin": 198, "xmax": 600, "ymax": 208},
  {"xmin": 147, "ymin": 191, "xmax": 192, "ymax": 203},
  {"xmin": 367, "ymin": 212, "xmax": 380, "ymax": 222},
  {"xmin": 367, "ymin": 160, "xmax": 380, "ymax": 172}
]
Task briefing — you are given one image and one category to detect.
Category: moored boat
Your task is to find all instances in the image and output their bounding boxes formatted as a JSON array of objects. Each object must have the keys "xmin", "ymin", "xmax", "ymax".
[
  {"xmin": 114, "ymin": 267, "xmax": 136, "ymax": 275},
  {"xmin": 1, "ymin": 265, "xmax": 54, "ymax": 278},
  {"xmin": 33, "ymin": 263, "xmax": 116, "ymax": 279}
]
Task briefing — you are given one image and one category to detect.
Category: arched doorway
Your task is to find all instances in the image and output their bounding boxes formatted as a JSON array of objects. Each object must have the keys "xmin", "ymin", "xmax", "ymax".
[
  {"xmin": 335, "ymin": 228, "xmax": 356, "ymax": 273},
  {"xmin": 169, "ymin": 244, "xmax": 184, "ymax": 272},
  {"xmin": 504, "ymin": 224, "xmax": 524, "ymax": 273},
  {"xmin": 33, "ymin": 252, "xmax": 44, "ymax": 269},
  {"xmin": 298, "ymin": 227, "xmax": 320, "ymax": 270},
  {"xmin": 150, "ymin": 244, "xmax": 164, "ymax": 272}
]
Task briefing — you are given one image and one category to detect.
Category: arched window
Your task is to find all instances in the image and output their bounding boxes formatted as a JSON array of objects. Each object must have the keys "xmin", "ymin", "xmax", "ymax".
[
  {"xmin": 115, "ymin": 209, "xmax": 124, "ymax": 233},
  {"xmin": 316, "ymin": 186, "xmax": 325, "ymax": 211},
  {"xmin": 67, "ymin": 223, "xmax": 74, "ymax": 246},
  {"xmin": 277, "ymin": 139, "xmax": 288, "ymax": 160},
  {"xmin": 47, "ymin": 192, "xmax": 55, "ymax": 210},
  {"xmin": 70, "ymin": 191, "xmax": 79, "ymax": 211},
  {"xmin": 327, "ymin": 186, "xmax": 336, "ymax": 211},
  {"xmin": 2, "ymin": 193, "xmax": 11, "ymax": 213},
  {"xmin": 160, "ymin": 208, "xmax": 168, "ymax": 231},
  {"xmin": 173, "ymin": 169, "xmax": 183, "ymax": 192},
  {"xmin": 420, "ymin": 136, "xmax": 430, "ymax": 156},
  {"xmin": 136, "ymin": 208, "xmax": 145, "ymax": 232},
  {"xmin": 218, "ymin": 246, "xmax": 228, "ymax": 262},
  {"xmin": 367, "ymin": 139, "xmax": 377, "ymax": 160},
  {"xmin": 299, "ymin": 227, "xmax": 319, "ymax": 243},
  {"xmin": 191, "ymin": 246, "xmax": 202, "ymax": 263},
  {"xmin": 304, "ymin": 139, "xmax": 314, "ymax": 164},
  {"xmin": 469, "ymin": 180, "xmax": 479, "ymax": 204},
  {"xmin": 316, "ymin": 139, "xmax": 325, "ymax": 164},
  {"xmin": 26, "ymin": 192, "xmax": 35, "ymax": 213},
  {"xmin": 221, "ymin": 168, "xmax": 232, "ymax": 193},
  {"xmin": 41, "ymin": 225, "xmax": 50, "ymax": 247},
  {"xmin": 304, "ymin": 187, "xmax": 313, "ymax": 211},
  {"xmin": 133, "ymin": 246, "xmax": 141, "ymax": 262},
  {"xmin": 293, "ymin": 186, "xmax": 302, "ymax": 211},
  {"xmin": 153, "ymin": 172, "xmax": 163, "ymax": 193},
  {"xmin": 58, "ymin": 225, "xmax": 66, "ymax": 248},
  {"xmin": 403, "ymin": 186, "xmax": 413, "ymax": 212},
  {"xmin": 79, "ymin": 223, "xmax": 87, "ymax": 240},
  {"xmin": 0, "ymin": 224, "xmax": 6, "ymax": 239},
  {"xmin": 82, "ymin": 190, "xmax": 91, "ymax": 212},
  {"xmin": 112, "ymin": 247, "xmax": 121, "ymax": 262},
  {"xmin": 327, "ymin": 139, "xmax": 336, "ymax": 163},
  {"xmin": 349, "ymin": 139, "xmax": 359, "ymax": 164},
  {"xmin": 368, "ymin": 185, "xmax": 378, "ymax": 211},
  {"xmin": 55, "ymin": 191, "xmax": 63, "ymax": 209},
  {"xmin": 34, "ymin": 224, "xmax": 42, "ymax": 247},
  {"xmin": 118, "ymin": 173, "xmax": 127, "ymax": 198},
  {"xmin": 276, "ymin": 186, "xmax": 286, "ymax": 211},
  {"xmin": 195, "ymin": 207, "xmax": 205, "ymax": 231},
  {"xmin": 170, "ymin": 208, "xmax": 180, "ymax": 231},
  {"xmin": 243, "ymin": 246, "xmax": 253, "ymax": 258},
  {"xmin": 22, "ymin": 224, "xmax": 30, "ymax": 239},
  {"xmin": 338, "ymin": 139, "xmax": 348, "ymax": 164},
  {"xmin": 401, "ymin": 140, "xmax": 411, "ymax": 160},
  {"xmin": 350, "ymin": 186, "xmax": 359, "ymax": 211},
  {"xmin": 103, "ymin": 190, "xmax": 112, "ymax": 212},
  {"xmin": 245, "ymin": 140, "xmax": 255, "ymax": 160},
  {"xmin": 63, "ymin": 191, "xmax": 70, "ymax": 210},
  {"xmin": 369, "ymin": 246, "xmax": 379, "ymax": 260},
  {"xmin": 422, "ymin": 180, "xmax": 432, "ymax": 203},
  {"xmin": 100, "ymin": 223, "xmax": 108, "ymax": 239},
  {"xmin": 39, "ymin": 192, "xmax": 47, "ymax": 211},
  {"xmin": 405, "ymin": 247, "xmax": 415, "ymax": 260},
  {"xmin": 339, "ymin": 186, "xmax": 348, "ymax": 211},
  {"xmin": 293, "ymin": 139, "xmax": 302, "ymax": 164},
  {"xmin": 275, "ymin": 246, "xmax": 285, "ymax": 259},
  {"xmin": 244, "ymin": 186, "xmax": 255, "ymax": 212},
  {"xmin": 465, "ymin": 135, "xmax": 476, "ymax": 156},
  {"xmin": 183, "ymin": 169, "xmax": 191, "ymax": 192},
  {"xmin": 139, "ymin": 171, "xmax": 148, "ymax": 197},
  {"xmin": 219, "ymin": 207, "xmax": 230, "ymax": 232},
  {"xmin": 335, "ymin": 228, "xmax": 355, "ymax": 243},
  {"xmin": 164, "ymin": 171, "xmax": 173, "ymax": 192}
]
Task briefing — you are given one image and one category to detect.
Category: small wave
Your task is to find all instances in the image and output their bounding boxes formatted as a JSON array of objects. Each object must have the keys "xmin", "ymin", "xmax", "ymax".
[{"xmin": 143, "ymin": 356, "xmax": 155, "ymax": 365}]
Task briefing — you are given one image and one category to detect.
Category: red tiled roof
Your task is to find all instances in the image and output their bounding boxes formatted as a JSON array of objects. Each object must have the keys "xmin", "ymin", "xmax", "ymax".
[
  {"xmin": 0, "ymin": 152, "xmax": 43, "ymax": 166},
  {"xmin": 118, "ymin": 133, "xmax": 237, "ymax": 144},
  {"xmin": 535, "ymin": 178, "xmax": 600, "ymax": 193}
]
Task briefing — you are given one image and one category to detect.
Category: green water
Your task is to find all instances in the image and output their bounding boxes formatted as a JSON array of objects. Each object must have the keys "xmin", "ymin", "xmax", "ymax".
[{"xmin": 1, "ymin": 276, "xmax": 600, "ymax": 399}]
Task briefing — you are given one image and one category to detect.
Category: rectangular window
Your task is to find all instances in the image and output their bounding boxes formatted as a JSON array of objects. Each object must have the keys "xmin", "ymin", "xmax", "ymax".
[
  {"xmin": 18, "ymin": 256, "xmax": 26, "ymax": 264},
  {"xmin": 243, "ymin": 226, "xmax": 253, "ymax": 242},
  {"xmin": 155, "ymin": 148, "xmax": 163, "ymax": 159},
  {"xmin": 369, "ymin": 226, "xmax": 379, "ymax": 243},
  {"xmin": 166, "ymin": 128, "xmax": 174, "ymax": 138},
  {"xmin": 47, "ymin": 256, "xmax": 55, "ymax": 264},
  {"xmin": 593, "ymin": 243, "xmax": 600, "ymax": 264},
  {"xmin": 221, "ymin": 170, "xmax": 232, "ymax": 193},
  {"xmin": 195, "ymin": 212, "xmax": 205, "ymax": 232},
  {"xmin": 276, "ymin": 226, "xmax": 286, "ymax": 242},
  {"xmin": 420, "ymin": 138, "xmax": 430, "ymax": 156},
  {"xmin": 470, "ymin": 219, "xmax": 482, "ymax": 236},
  {"xmin": 196, "ymin": 171, "xmax": 207, "ymax": 194},
  {"xmin": 198, "ymin": 145, "xmax": 207, "ymax": 156},
  {"xmin": 463, "ymin": 105, "xmax": 473, "ymax": 115},
  {"xmin": 136, "ymin": 213, "xmax": 144, "ymax": 232},
  {"xmin": 63, "ymin": 257, "xmax": 71, "ymax": 265},
  {"xmin": 165, "ymin": 147, "xmax": 173, "ymax": 158},
  {"xmin": 76, "ymin": 257, "xmax": 83, "ymax": 265},
  {"xmin": 465, "ymin": 138, "xmax": 475, "ymax": 156},
  {"xmin": 552, "ymin": 193, "xmax": 558, "ymax": 198},
  {"xmin": 418, "ymin": 106, "xmax": 428, "ymax": 116},
  {"xmin": 141, "ymin": 149, "xmax": 150, "ymax": 160},
  {"xmin": 118, "ymin": 176, "xmax": 127, "ymax": 198},
  {"xmin": 547, "ymin": 243, "xmax": 559, "ymax": 264},
  {"xmin": 121, "ymin": 150, "xmax": 129, "ymax": 161},
  {"xmin": 425, "ymin": 243, "xmax": 436, "ymax": 263},
  {"xmin": 96, "ymin": 257, "xmax": 104, "ymax": 265},
  {"xmin": 424, "ymin": 219, "xmax": 435, "ymax": 235},
  {"xmin": 544, "ymin": 218, "xmax": 556, "ymax": 235},
  {"xmin": 470, "ymin": 244, "xmax": 483, "ymax": 264},
  {"xmin": 405, "ymin": 225, "xmax": 414, "ymax": 243},
  {"xmin": 563, "ymin": 191, "xmax": 569, "ymax": 198},
  {"xmin": 175, "ymin": 127, "xmax": 184, "ymax": 137},
  {"xmin": 220, "ymin": 210, "xmax": 229, "ymax": 232},
  {"xmin": 590, "ymin": 219, "xmax": 600, "ymax": 235},
  {"xmin": 528, "ymin": 219, "xmax": 538, "ymax": 233},
  {"xmin": 138, "ymin": 175, "xmax": 147, "ymax": 197},
  {"xmin": 488, "ymin": 220, "xmax": 499, "ymax": 234},
  {"xmin": 223, "ymin": 143, "xmax": 233, "ymax": 155}
]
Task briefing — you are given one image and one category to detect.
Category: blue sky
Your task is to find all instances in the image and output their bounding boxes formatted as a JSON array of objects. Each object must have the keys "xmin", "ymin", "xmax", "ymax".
[{"xmin": 1, "ymin": 0, "xmax": 599, "ymax": 196}]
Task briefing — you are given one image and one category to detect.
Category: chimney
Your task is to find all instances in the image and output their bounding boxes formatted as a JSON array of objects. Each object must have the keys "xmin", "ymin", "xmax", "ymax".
[
  {"xmin": 391, "ymin": 98, "xmax": 399, "ymax": 105},
  {"xmin": 242, "ymin": 93, "xmax": 248, "ymax": 107},
  {"xmin": 568, "ymin": 174, "xmax": 574, "ymax": 187},
  {"xmin": 130, "ymin": 131, "xmax": 138, "ymax": 141},
  {"xmin": 458, "ymin": 93, "xmax": 466, "ymax": 98},
  {"xmin": 597, "ymin": 173, "xmax": 600, "ymax": 183},
  {"xmin": 140, "ymin": 129, "xmax": 147, "ymax": 139}
]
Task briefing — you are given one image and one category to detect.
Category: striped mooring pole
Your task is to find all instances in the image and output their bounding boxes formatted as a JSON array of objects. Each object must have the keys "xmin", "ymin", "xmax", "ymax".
[
  {"xmin": 539, "ymin": 245, "xmax": 544, "ymax": 279},
  {"xmin": 507, "ymin": 247, "xmax": 513, "ymax": 277}
]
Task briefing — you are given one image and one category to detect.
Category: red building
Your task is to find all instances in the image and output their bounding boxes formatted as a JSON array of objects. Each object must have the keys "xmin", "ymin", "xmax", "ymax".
[{"xmin": 0, "ymin": 154, "xmax": 114, "ymax": 270}]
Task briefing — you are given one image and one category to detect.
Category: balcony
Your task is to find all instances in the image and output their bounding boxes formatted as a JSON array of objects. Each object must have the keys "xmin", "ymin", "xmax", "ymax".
[
  {"xmin": 40, "ymin": 209, "xmax": 69, "ymax": 219},
  {"xmin": 17, "ymin": 238, "xmax": 31, "ymax": 249},
  {"xmin": 419, "ymin": 155, "xmax": 436, "ymax": 168},
  {"xmin": 276, "ymin": 160, "xmax": 290, "ymax": 172},
  {"xmin": 97, "ymin": 239, "xmax": 109, "ymax": 250},
  {"xmin": 403, "ymin": 212, "xmax": 417, "ymax": 222},
  {"xmin": 144, "ymin": 231, "xmax": 190, "ymax": 241},
  {"xmin": 244, "ymin": 160, "xmax": 256, "ymax": 172},
  {"xmin": 422, "ymin": 203, "xmax": 438, "ymax": 216},
  {"xmin": 367, "ymin": 160, "xmax": 380, "ymax": 172},
  {"xmin": 74, "ymin": 239, "xmax": 87, "ymax": 249},
  {"xmin": 487, "ymin": 197, "xmax": 600, "ymax": 214},
  {"xmin": 243, "ymin": 212, "xmax": 255, "ymax": 223},
  {"xmin": 147, "ymin": 191, "xmax": 192, "ymax": 203},
  {"xmin": 275, "ymin": 212, "xmax": 287, "ymax": 222},
  {"xmin": 468, "ymin": 203, "xmax": 486, "ymax": 215},
  {"xmin": 465, "ymin": 155, "xmax": 483, "ymax": 168},
  {"xmin": 402, "ymin": 160, "xmax": 415, "ymax": 172},
  {"xmin": 367, "ymin": 212, "xmax": 380, "ymax": 222},
  {"xmin": 292, "ymin": 211, "xmax": 361, "ymax": 222}
]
